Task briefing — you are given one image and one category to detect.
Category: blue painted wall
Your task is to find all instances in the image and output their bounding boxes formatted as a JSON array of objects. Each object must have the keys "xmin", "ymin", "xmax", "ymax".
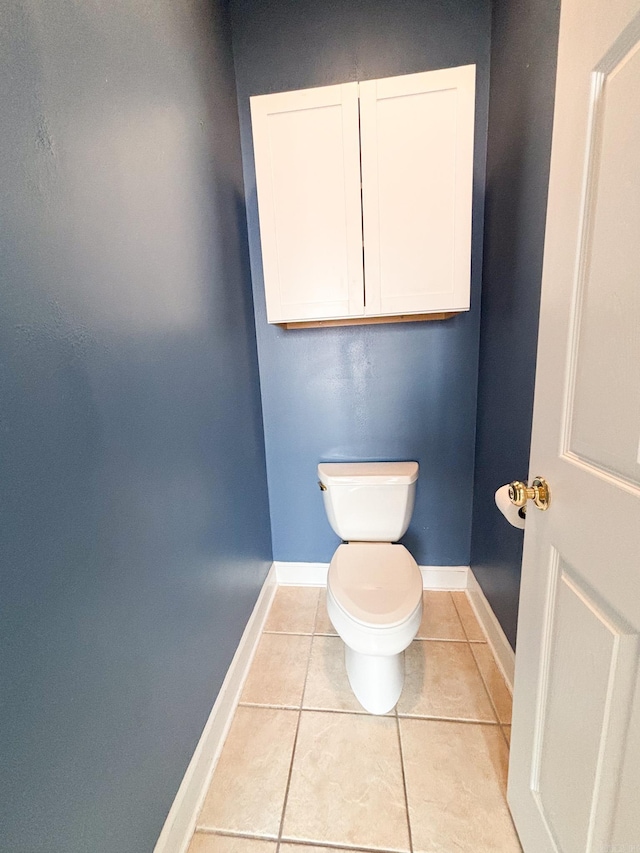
[
  {"xmin": 470, "ymin": 0, "xmax": 560, "ymax": 647},
  {"xmin": 0, "ymin": 2, "xmax": 271, "ymax": 851},
  {"xmin": 230, "ymin": 0, "xmax": 491, "ymax": 567}
]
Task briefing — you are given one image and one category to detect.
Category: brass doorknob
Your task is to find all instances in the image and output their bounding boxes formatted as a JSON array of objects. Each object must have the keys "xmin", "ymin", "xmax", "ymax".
[{"xmin": 508, "ymin": 477, "xmax": 551, "ymax": 511}]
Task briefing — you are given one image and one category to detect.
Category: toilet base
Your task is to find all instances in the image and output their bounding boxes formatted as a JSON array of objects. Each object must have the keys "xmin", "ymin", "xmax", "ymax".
[{"xmin": 344, "ymin": 645, "xmax": 405, "ymax": 715}]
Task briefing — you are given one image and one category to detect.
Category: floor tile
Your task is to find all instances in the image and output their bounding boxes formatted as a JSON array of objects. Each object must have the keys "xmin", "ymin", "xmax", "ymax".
[
  {"xmin": 282, "ymin": 710, "xmax": 410, "ymax": 851},
  {"xmin": 303, "ymin": 635, "xmax": 364, "ymax": 713},
  {"xmin": 194, "ymin": 590, "xmax": 518, "ymax": 853},
  {"xmin": 264, "ymin": 586, "xmax": 319, "ymax": 634},
  {"xmin": 188, "ymin": 833, "xmax": 276, "ymax": 852},
  {"xmin": 197, "ymin": 706, "xmax": 298, "ymax": 838},
  {"xmin": 416, "ymin": 591, "xmax": 466, "ymax": 640},
  {"xmin": 398, "ymin": 640, "xmax": 496, "ymax": 722},
  {"xmin": 451, "ymin": 592, "xmax": 486, "ymax": 641},
  {"xmin": 240, "ymin": 633, "xmax": 311, "ymax": 707},
  {"xmin": 471, "ymin": 642, "xmax": 513, "ymax": 724},
  {"xmin": 400, "ymin": 718, "xmax": 522, "ymax": 853},
  {"xmin": 314, "ymin": 590, "xmax": 337, "ymax": 635}
]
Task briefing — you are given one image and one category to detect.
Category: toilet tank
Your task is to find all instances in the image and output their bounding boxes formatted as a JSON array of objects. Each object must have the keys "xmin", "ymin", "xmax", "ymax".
[{"xmin": 317, "ymin": 462, "xmax": 419, "ymax": 542}]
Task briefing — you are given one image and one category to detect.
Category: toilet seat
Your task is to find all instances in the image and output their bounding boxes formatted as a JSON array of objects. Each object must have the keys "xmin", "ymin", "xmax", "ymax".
[{"xmin": 328, "ymin": 543, "xmax": 422, "ymax": 629}]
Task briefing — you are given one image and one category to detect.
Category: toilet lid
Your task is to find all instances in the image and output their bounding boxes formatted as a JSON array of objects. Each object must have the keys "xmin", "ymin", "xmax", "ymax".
[{"xmin": 328, "ymin": 543, "xmax": 422, "ymax": 628}]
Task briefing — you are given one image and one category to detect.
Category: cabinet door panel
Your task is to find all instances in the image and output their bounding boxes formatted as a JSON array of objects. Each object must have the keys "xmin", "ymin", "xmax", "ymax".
[
  {"xmin": 360, "ymin": 66, "xmax": 475, "ymax": 316},
  {"xmin": 250, "ymin": 84, "xmax": 363, "ymax": 323}
]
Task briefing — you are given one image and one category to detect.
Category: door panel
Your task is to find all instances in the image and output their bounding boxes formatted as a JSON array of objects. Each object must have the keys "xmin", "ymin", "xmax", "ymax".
[
  {"xmin": 565, "ymin": 32, "xmax": 640, "ymax": 485},
  {"xmin": 533, "ymin": 555, "xmax": 638, "ymax": 853}
]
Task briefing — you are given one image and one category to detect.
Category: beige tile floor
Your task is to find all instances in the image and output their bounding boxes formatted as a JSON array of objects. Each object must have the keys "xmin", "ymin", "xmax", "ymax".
[{"xmin": 188, "ymin": 587, "xmax": 522, "ymax": 853}]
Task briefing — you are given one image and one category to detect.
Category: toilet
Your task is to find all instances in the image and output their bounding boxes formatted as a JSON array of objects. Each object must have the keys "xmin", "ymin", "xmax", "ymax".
[{"xmin": 318, "ymin": 461, "xmax": 423, "ymax": 715}]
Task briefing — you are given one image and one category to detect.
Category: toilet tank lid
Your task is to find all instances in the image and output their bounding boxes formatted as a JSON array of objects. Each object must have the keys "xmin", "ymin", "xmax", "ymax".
[{"xmin": 318, "ymin": 461, "xmax": 419, "ymax": 486}]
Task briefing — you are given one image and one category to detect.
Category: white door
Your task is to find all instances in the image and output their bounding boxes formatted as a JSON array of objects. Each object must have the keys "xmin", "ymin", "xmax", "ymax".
[
  {"xmin": 509, "ymin": 1, "xmax": 640, "ymax": 851},
  {"xmin": 359, "ymin": 66, "xmax": 475, "ymax": 316},
  {"xmin": 250, "ymin": 83, "xmax": 363, "ymax": 323}
]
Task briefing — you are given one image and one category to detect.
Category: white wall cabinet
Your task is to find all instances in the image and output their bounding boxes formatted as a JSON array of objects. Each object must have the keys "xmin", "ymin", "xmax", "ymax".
[{"xmin": 250, "ymin": 65, "xmax": 476, "ymax": 326}]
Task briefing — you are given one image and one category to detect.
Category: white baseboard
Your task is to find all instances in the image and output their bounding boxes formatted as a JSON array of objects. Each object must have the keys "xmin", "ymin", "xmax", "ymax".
[
  {"xmin": 419, "ymin": 565, "xmax": 469, "ymax": 589},
  {"xmin": 275, "ymin": 560, "xmax": 469, "ymax": 590},
  {"xmin": 153, "ymin": 564, "xmax": 277, "ymax": 853},
  {"xmin": 274, "ymin": 561, "xmax": 329, "ymax": 585},
  {"xmin": 466, "ymin": 568, "xmax": 515, "ymax": 690}
]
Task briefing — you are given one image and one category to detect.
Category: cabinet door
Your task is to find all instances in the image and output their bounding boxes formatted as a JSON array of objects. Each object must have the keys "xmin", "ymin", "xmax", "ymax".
[
  {"xmin": 360, "ymin": 66, "xmax": 475, "ymax": 316},
  {"xmin": 250, "ymin": 83, "xmax": 364, "ymax": 323}
]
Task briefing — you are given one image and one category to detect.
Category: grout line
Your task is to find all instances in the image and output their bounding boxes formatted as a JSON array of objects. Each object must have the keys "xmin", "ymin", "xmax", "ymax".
[
  {"xmin": 446, "ymin": 590, "xmax": 467, "ymax": 640},
  {"xmin": 279, "ymin": 838, "xmax": 407, "ymax": 853},
  {"xmin": 468, "ymin": 640, "xmax": 510, "ymax": 728},
  {"xmin": 466, "ymin": 641, "xmax": 501, "ymax": 727},
  {"xmin": 275, "ymin": 714, "xmax": 302, "ymax": 852},
  {"xmin": 450, "ymin": 590, "xmax": 473, "ymax": 642},
  {"xmin": 396, "ymin": 713, "xmax": 500, "ymax": 726},
  {"xmin": 311, "ymin": 587, "xmax": 322, "ymax": 635},
  {"xmin": 239, "ymin": 706, "xmax": 503, "ymax": 725},
  {"xmin": 301, "ymin": 704, "xmax": 393, "ymax": 717},
  {"xmin": 238, "ymin": 701, "xmax": 392, "ymax": 718},
  {"xmin": 195, "ymin": 827, "xmax": 277, "ymax": 841},
  {"xmin": 275, "ymin": 618, "xmax": 316, "ymax": 852},
  {"xmin": 251, "ymin": 635, "xmax": 488, "ymax": 644},
  {"xmin": 264, "ymin": 630, "xmax": 315, "ymax": 636},
  {"xmin": 450, "ymin": 590, "xmax": 488, "ymax": 643},
  {"xmin": 395, "ymin": 714, "xmax": 414, "ymax": 853},
  {"xmin": 275, "ymin": 721, "xmax": 301, "ymax": 851},
  {"xmin": 413, "ymin": 636, "xmax": 472, "ymax": 644}
]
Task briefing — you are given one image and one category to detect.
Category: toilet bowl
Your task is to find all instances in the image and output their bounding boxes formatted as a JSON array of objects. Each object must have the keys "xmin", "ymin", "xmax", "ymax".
[
  {"xmin": 318, "ymin": 461, "xmax": 422, "ymax": 714},
  {"xmin": 327, "ymin": 542, "xmax": 422, "ymax": 714}
]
